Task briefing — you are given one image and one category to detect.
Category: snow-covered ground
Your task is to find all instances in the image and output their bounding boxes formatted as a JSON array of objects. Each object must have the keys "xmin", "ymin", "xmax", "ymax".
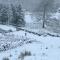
[
  {"xmin": 0, "ymin": 29, "xmax": 60, "ymax": 60},
  {"xmin": 0, "ymin": 25, "xmax": 16, "ymax": 32},
  {"xmin": 0, "ymin": 11, "xmax": 60, "ymax": 60}
]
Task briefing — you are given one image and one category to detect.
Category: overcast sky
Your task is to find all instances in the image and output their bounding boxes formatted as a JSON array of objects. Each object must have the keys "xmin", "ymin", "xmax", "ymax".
[
  {"xmin": 21, "ymin": 0, "xmax": 60, "ymax": 12},
  {"xmin": 0, "ymin": 0, "xmax": 60, "ymax": 12}
]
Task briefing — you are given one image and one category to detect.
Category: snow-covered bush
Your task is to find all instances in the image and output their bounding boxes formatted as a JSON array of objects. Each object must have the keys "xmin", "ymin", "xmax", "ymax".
[{"xmin": 50, "ymin": 8, "xmax": 60, "ymax": 21}]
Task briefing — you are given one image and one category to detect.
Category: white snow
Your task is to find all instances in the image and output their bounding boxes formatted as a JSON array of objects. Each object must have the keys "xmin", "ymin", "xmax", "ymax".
[
  {"xmin": 24, "ymin": 11, "xmax": 37, "ymax": 23},
  {"xmin": 0, "ymin": 30, "xmax": 60, "ymax": 60},
  {"xmin": 0, "ymin": 25, "xmax": 16, "ymax": 31},
  {"xmin": 24, "ymin": 11, "xmax": 33, "ymax": 23}
]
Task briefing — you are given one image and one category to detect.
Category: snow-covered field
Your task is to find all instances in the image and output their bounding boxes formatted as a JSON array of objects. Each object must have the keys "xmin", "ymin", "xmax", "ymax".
[
  {"xmin": 0, "ymin": 23, "xmax": 60, "ymax": 60},
  {"xmin": 0, "ymin": 28, "xmax": 60, "ymax": 60}
]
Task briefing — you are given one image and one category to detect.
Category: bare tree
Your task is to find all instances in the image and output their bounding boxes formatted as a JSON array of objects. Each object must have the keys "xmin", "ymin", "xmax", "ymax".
[{"xmin": 40, "ymin": 0, "xmax": 55, "ymax": 28}]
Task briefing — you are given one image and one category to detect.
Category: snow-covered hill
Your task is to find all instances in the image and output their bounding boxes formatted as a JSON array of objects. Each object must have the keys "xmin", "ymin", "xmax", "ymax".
[{"xmin": 0, "ymin": 29, "xmax": 60, "ymax": 60}]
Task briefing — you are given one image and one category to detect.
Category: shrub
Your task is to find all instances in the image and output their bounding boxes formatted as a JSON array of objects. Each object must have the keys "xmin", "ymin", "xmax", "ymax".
[{"xmin": 18, "ymin": 51, "xmax": 31, "ymax": 60}]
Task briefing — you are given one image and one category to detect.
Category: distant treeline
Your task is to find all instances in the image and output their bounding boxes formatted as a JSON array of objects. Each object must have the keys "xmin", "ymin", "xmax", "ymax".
[{"xmin": 0, "ymin": 3, "xmax": 25, "ymax": 27}]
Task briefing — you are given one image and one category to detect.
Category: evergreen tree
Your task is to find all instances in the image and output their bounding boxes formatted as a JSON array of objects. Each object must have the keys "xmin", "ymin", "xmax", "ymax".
[
  {"xmin": 0, "ymin": 4, "xmax": 8, "ymax": 24},
  {"xmin": 16, "ymin": 4, "xmax": 25, "ymax": 27},
  {"xmin": 11, "ymin": 4, "xmax": 25, "ymax": 27}
]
